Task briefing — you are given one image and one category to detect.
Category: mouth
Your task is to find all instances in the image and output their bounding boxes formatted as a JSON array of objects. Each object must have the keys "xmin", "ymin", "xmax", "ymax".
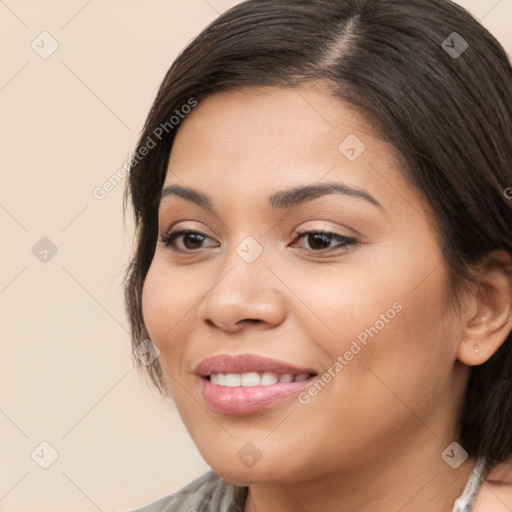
[
  {"xmin": 195, "ymin": 354, "xmax": 318, "ymax": 415},
  {"xmin": 205, "ymin": 371, "xmax": 314, "ymax": 386}
]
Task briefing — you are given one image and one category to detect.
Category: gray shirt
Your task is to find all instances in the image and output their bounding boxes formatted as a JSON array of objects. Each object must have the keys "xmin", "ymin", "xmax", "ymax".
[{"xmin": 126, "ymin": 457, "xmax": 486, "ymax": 512}]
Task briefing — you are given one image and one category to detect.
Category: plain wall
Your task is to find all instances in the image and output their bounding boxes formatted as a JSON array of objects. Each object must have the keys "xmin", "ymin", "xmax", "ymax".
[{"xmin": 1, "ymin": 0, "xmax": 511, "ymax": 510}]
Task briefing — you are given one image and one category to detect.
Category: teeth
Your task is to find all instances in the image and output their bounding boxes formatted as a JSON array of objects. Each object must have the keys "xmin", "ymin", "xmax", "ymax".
[
  {"xmin": 261, "ymin": 372, "xmax": 278, "ymax": 386},
  {"xmin": 208, "ymin": 372, "xmax": 312, "ymax": 387},
  {"xmin": 224, "ymin": 374, "xmax": 241, "ymax": 387},
  {"xmin": 240, "ymin": 372, "xmax": 260, "ymax": 386}
]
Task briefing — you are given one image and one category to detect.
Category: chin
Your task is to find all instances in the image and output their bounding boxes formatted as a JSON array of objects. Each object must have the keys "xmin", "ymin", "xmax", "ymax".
[
  {"xmin": 206, "ymin": 455, "xmax": 307, "ymax": 487},
  {"xmin": 214, "ymin": 465, "xmax": 279, "ymax": 486}
]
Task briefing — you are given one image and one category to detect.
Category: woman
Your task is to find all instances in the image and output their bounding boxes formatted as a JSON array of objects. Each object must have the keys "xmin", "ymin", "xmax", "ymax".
[{"xmin": 122, "ymin": 0, "xmax": 512, "ymax": 510}]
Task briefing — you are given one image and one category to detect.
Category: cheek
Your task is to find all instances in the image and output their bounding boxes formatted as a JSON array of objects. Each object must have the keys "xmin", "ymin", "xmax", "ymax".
[
  {"xmin": 282, "ymin": 261, "xmax": 419, "ymax": 351},
  {"xmin": 301, "ymin": 253, "xmax": 456, "ymax": 379},
  {"xmin": 141, "ymin": 262, "xmax": 183, "ymax": 351},
  {"xmin": 331, "ymin": 267, "xmax": 460, "ymax": 421},
  {"xmin": 140, "ymin": 258, "xmax": 214, "ymax": 359}
]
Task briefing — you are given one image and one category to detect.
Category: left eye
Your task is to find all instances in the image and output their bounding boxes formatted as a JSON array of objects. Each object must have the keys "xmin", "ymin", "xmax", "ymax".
[
  {"xmin": 292, "ymin": 230, "xmax": 358, "ymax": 252},
  {"xmin": 158, "ymin": 229, "xmax": 357, "ymax": 253}
]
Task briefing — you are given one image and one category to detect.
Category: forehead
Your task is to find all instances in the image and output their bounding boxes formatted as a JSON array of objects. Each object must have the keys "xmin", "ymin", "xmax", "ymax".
[
  {"xmin": 171, "ymin": 84, "xmax": 373, "ymax": 155},
  {"xmin": 162, "ymin": 84, "xmax": 430, "ymax": 222},
  {"xmin": 168, "ymin": 86, "xmax": 382, "ymax": 174}
]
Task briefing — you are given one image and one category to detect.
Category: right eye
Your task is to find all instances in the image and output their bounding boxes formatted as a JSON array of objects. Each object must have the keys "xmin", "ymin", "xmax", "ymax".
[{"xmin": 158, "ymin": 229, "xmax": 219, "ymax": 252}]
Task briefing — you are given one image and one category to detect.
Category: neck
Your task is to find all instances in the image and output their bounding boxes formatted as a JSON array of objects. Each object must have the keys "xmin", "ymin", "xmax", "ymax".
[{"xmin": 242, "ymin": 441, "xmax": 476, "ymax": 512}]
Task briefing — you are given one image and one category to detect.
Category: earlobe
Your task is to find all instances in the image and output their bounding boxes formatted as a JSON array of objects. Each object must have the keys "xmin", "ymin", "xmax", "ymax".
[
  {"xmin": 458, "ymin": 340, "xmax": 487, "ymax": 366},
  {"xmin": 457, "ymin": 249, "xmax": 512, "ymax": 367}
]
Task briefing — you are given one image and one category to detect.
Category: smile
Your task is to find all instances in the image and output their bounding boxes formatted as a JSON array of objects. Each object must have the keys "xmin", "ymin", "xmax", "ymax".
[
  {"xmin": 195, "ymin": 354, "xmax": 318, "ymax": 414},
  {"xmin": 208, "ymin": 372, "xmax": 312, "ymax": 386}
]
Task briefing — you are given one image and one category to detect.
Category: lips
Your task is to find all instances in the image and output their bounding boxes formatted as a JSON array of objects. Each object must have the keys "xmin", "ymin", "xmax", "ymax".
[
  {"xmin": 195, "ymin": 354, "xmax": 317, "ymax": 378},
  {"xmin": 195, "ymin": 354, "xmax": 318, "ymax": 415}
]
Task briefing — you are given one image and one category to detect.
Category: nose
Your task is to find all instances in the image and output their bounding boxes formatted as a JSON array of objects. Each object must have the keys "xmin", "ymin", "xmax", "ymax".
[{"xmin": 196, "ymin": 251, "xmax": 287, "ymax": 333}]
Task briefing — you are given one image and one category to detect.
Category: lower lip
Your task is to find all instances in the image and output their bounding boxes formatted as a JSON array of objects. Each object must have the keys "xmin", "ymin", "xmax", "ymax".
[{"xmin": 199, "ymin": 376, "xmax": 316, "ymax": 415}]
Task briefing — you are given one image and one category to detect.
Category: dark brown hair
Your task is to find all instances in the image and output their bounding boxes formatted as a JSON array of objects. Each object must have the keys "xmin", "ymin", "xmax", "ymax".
[{"xmin": 123, "ymin": 0, "xmax": 512, "ymax": 468}]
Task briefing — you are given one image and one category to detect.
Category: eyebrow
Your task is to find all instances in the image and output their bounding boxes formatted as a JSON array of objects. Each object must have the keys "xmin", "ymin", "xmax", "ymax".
[{"xmin": 159, "ymin": 182, "xmax": 383, "ymax": 212}]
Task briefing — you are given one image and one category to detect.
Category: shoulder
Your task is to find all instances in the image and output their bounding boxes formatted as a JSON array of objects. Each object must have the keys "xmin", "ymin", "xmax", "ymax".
[
  {"xmin": 120, "ymin": 470, "xmax": 248, "ymax": 512},
  {"xmin": 473, "ymin": 458, "xmax": 512, "ymax": 512}
]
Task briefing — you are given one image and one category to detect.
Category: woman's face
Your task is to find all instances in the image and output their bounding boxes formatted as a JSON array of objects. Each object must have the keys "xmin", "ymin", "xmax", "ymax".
[{"xmin": 141, "ymin": 84, "xmax": 470, "ymax": 485}]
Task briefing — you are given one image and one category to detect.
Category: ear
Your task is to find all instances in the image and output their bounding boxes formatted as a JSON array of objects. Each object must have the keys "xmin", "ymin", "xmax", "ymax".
[{"xmin": 457, "ymin": 249, "xmax": 512, "ymax": 366}]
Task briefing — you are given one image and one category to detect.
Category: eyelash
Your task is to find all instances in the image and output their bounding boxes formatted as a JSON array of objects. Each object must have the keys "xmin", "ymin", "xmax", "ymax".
[{"xmin": 158, "ymin": 228, "xmax": 358, "ymax": 254}]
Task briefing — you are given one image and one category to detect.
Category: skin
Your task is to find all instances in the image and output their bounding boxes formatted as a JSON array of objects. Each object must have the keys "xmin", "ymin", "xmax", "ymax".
[
  {"xmin": 475, "ymin": 460, "xmax": 512, "ymax": 511},
  {"xmin": 141, "ymin": 83, "xmax": 512, "ymax": 512}
]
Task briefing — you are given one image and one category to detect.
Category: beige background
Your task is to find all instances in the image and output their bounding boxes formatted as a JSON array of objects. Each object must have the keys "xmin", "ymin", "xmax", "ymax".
[{"xmin": 0, "ymin": 1, "xmax": 511, "ymax": 510}]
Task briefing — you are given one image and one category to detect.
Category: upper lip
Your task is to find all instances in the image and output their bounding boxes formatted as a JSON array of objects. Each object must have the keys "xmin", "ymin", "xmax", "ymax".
[{"xmin": 195, "ymin": 354, "xmax": 317, "ymax": 377}]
